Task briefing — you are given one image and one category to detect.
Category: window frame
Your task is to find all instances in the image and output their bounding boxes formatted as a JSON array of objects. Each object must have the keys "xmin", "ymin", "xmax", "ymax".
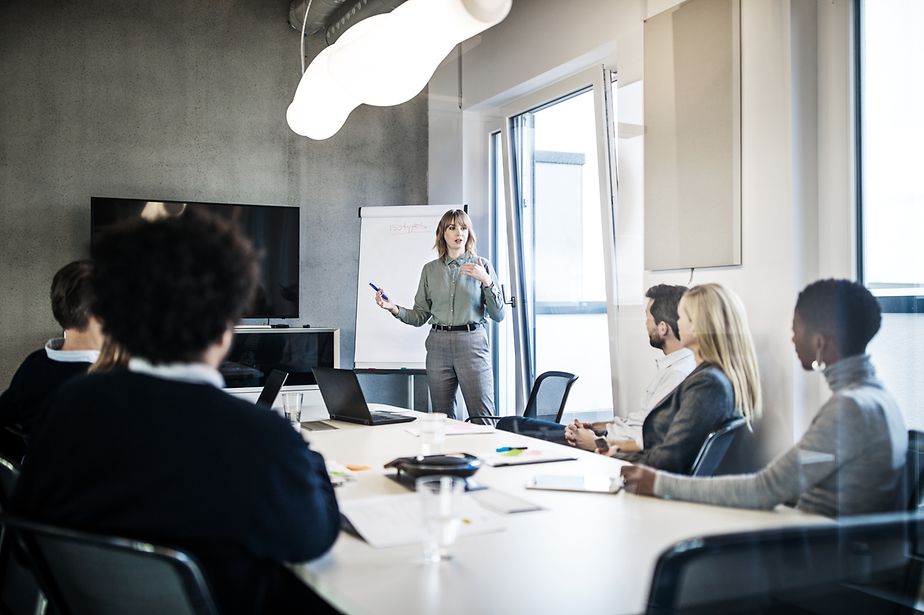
[{"xmin": 856, "ymin": 0, "xmax": 924, "ymax": 315}]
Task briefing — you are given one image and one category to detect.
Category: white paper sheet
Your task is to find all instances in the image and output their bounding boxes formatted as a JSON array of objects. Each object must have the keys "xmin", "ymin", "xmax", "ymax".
[
  {"xmin": 340, "ymin": 493, "xmax": 505, "ymax": 548},
  {"xmin": 404, "ymin": 422, "xmax": 495, "ymax": 437}
]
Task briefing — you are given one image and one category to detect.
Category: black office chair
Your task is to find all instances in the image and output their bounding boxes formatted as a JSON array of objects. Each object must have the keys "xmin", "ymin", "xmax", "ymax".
[
  {"xmin": 465, "ymin": 371, "xmax": 579, "ymax": 429},
  {"xmin": 0, "ymin": 454, "xmax": 47, "ymax": 615},
  {"xmin": 0, "ymin": 453, "xmax": 19, "ymax": 512},
  {"xmin": 1, "ymin": 514, "xmax": 219, "ymax": 615},
  {"xmin": 647, "ymin": 511, "xmax": 924, "ymax": 615},
  {"xmin": 0, "ymin": 425, "xmax": 27, "ymax": 467},
  {"xmin": 905, "ymin": 430, "xmax": 924, "ymax": 512},
  {"xmin": 689, "ymin": 417, "xmax": 748, "ymax": 477}
]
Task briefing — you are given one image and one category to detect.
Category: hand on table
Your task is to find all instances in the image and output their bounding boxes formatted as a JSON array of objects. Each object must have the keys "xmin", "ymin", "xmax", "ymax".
[{"xmin": 620, "ymin": 465, "xmax": 657, "ymax": 496}]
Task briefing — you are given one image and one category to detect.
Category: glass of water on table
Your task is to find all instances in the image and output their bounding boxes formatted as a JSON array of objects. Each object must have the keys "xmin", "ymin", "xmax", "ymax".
[
  {"xmin": 416, "ymin": 475, "xmax": 465, "ymax": 563},
  {"xmin": 282, "ymin": 392, "xmax": 303, "ymax": 432}
]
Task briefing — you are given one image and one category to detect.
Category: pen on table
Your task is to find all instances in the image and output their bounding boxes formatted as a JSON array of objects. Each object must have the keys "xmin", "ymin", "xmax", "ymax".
[
  {"xmin": 496, "ymin": 446, "xmax": 528, "ymax": 453},
  {"xmin": 369, "ymin": 282, "xmax": 389, "ymax": 302}
]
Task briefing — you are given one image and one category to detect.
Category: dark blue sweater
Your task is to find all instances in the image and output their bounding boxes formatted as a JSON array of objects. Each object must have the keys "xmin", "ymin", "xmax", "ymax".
[
  {"xmin": 12, "ymin": 370, "xmax": 340, "ymax": 614},
  {"xmin": 0, "ymin": 348, "xmax": 92, "ymax": 431}
]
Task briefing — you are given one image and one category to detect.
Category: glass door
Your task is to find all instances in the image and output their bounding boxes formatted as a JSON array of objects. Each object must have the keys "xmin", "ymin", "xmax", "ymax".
[{"xmin": 501, "ymin": 68, "xmax": 618, "ymax": 416}]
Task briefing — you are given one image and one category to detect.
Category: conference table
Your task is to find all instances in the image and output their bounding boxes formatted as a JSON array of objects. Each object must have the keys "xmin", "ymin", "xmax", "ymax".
[{"xmin": 291, "ymin": 407, "xmax": 828, "ymax": 615}]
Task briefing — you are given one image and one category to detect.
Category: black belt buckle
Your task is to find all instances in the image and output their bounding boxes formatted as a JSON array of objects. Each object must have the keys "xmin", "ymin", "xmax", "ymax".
[{"xmin": 433, "ymin": 323, "xmax": 481, "ymax": 332}]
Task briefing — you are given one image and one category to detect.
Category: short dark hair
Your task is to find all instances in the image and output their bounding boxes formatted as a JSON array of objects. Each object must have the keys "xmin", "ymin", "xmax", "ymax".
[
  {"xmin": 645, "ymin": 284, "xmax": 688, "ymax": 339},
  {"xmin": 91, "ymin": 211, "xmax": 259, "ymax": 364},
  {"xmin": 50, "ymin": 260, "xmax": 95, "ymax": 330},
  {"xmin": 795, "ymin": 279, "xmax": 881, "ymax": 357}
]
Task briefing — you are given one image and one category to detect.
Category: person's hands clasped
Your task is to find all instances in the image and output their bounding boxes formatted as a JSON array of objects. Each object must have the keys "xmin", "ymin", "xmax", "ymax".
[
  {"xmin": 460, "ymin": 259, "xmax": 492, "ymax": 287},
  {"xmin": 564, "ymin": 420, "xmax": 599, "ymax": 451},
  {"xmin": 374, "ymin": 289, "xmax": 399, "ymax": 316},
  {"xmin": 620, "ymin": 465, "xmax": 657, "ymax": 496}
]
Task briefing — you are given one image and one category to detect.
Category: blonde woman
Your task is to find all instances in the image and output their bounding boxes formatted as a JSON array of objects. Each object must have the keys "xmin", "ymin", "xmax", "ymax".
[
  {"xmin": 604, "ymin": 283, "xmax": 762, "ymax": 474},
  {"xmin": 374, "ymin": 209, "xmax": 504, "ymax": 421}
]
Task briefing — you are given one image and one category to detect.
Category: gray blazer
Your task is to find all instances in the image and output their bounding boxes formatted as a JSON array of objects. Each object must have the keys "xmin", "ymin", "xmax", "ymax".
[{"xmin": 617, "ymin": 362, "xmax": 740, "ymax": 474}]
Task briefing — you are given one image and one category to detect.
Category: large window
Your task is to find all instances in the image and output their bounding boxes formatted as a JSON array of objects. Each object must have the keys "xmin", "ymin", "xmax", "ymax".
[
  {"xmin": 499, "ymin": 69, "xmax": 619, "ymax": 417},
  {"xmin": 859, "ymin": 0, "xmax": 924, "ymax": 429},
  {"xmin": 516, "ymin": 89, "xmax": 612, "ymax": 414},
  {"xmin": 859, "ymin": 0, "xmax": 924, "ymax": 307}
]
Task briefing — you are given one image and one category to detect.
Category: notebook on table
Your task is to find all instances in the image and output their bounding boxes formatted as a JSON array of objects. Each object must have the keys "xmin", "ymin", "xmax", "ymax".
[{"xmin": 312, "ymin": 367, "xmax": 416, "ymax": 426}]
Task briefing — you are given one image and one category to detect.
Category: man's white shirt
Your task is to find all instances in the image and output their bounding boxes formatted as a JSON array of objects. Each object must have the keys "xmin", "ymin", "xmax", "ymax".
[{"xmin": 608, "ymin": 347, "xmax": 696, "ymax": 446}]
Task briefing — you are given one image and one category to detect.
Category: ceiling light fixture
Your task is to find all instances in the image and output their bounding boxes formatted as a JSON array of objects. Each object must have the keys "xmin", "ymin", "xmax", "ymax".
[{"xmin": 287, "ymin": 0, "xmax": 512, "ymax": 140}]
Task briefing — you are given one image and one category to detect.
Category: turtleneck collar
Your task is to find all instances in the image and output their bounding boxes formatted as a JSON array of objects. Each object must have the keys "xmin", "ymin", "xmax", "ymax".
[{"xmin": 823, "ymin": 353, "xmax": 878, "ymax": 392}]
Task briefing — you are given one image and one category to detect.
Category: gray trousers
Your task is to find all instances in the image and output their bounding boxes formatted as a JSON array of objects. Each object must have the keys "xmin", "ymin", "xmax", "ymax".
[{"xmin": 425, "ymin": 328, "xmax": 495, "ymax": 421}]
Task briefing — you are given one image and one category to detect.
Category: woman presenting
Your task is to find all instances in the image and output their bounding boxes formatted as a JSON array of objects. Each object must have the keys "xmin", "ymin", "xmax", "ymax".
[{"xmin": 375, "ymin": 209, "xmax": 504, "ymax": 421}]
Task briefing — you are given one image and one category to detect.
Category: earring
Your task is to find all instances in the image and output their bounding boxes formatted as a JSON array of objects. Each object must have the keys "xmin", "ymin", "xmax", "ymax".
[{"xmin": 811, "ymin": 350, "xmax": 826, "ymax": 372}]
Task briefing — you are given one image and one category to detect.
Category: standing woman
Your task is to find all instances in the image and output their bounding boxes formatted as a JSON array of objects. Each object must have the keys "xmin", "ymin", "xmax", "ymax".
[{"xmin": 375, "ymin": 209, "xmax": 504, "ymax": 421}]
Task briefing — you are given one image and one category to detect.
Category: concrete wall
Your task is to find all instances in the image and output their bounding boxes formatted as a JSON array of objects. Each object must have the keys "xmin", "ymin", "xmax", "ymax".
[{"xmin": 0, "ymin": 0, "xmax": 428, "ymax": 405}]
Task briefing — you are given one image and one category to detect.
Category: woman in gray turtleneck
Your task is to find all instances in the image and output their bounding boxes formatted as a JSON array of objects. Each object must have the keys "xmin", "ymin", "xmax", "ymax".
[{"xmin": 622, "ymin": 279, "xmax": 907, "ymax": 517}]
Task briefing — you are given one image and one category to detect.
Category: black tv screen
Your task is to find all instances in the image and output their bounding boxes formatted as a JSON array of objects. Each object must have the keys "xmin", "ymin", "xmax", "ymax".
[{"xmin": 91, "ymin": 197, "xmax": 299, "ymax": 319}]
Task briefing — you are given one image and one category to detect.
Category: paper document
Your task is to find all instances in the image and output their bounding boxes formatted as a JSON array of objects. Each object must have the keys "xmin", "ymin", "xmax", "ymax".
[
  {"xmin": 482, "ymin": 448, "xmax": 577, "ymax": 467},
  {"xmin": 339, "ymin": 493, "xmax": 505, "ymax": 548},
  {"xmin": 405, "ymin": 422, "xmax": 495, "ymax": 437}
]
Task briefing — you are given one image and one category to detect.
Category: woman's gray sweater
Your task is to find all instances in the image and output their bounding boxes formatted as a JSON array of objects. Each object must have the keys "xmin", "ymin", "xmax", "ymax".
[{"xmin": 653, "ymin": 354, "xmax": 907, "ymax": 517}]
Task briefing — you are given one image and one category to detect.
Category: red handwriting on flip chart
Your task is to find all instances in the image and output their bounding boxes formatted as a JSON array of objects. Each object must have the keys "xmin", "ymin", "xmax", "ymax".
[{"xmin": 389, "ymin": 223, "xmax": 430, "ymax": 235}]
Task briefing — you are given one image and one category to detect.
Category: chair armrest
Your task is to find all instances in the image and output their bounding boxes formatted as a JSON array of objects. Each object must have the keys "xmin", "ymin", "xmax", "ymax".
[{"xmin": 464, "ymin": 416, "xmax": 503, "ymax": 423}]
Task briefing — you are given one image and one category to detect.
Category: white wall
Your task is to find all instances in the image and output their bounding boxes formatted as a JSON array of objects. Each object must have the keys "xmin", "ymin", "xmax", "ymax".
[{"xmin": 431, "ymin": 0, "xmax": 856, "ymax": 456}]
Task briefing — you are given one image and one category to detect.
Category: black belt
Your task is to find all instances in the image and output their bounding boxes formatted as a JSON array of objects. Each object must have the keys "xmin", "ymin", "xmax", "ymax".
[{"xmin": 431, "ymin": 323, "xmax": 482, "ymax": 332}]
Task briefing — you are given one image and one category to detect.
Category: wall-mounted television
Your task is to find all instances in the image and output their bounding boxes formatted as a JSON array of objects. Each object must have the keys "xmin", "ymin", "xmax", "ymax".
[{"xmin": 90, "ymin": 197, "xmax": 300, "ymax": 319}]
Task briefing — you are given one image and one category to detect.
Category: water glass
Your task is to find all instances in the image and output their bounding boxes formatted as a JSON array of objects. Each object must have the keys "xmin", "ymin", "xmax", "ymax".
[
  {"xmin": 416, "ymin": 475, "xmax": 465, "ymax": 563},
  {"xmin": 282, "ymin": 392, "xmax": 303, "ymax": 432},
  {"xmin": 419, "ymin": 412, "xmax": 447, "ymax": 456}
]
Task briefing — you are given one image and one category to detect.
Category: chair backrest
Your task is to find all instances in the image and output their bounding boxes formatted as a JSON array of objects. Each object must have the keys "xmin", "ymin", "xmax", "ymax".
[
  {"xmin": 0, "ymin": 424, "xmax": 27, "ymax": 467},
  {"xmin": 906, "ymin": 430, "xmax": 924, "ymax": 512},
  {"xmin": 0, "ymin": 453, "xmax": 21, "ymax": 511},
  {"xmin": 0, "ymin": 453, "xmax": 43, "ymax": 615},
  {"xmin": 523, "ymin": 371, "xmax": 579, "ymax": 423},
  {"xmin": 647, "ymin": 511, "xmax": 924, "ymax": 615},
  {"xmin": 1, "ymin": 514, "xmax": 219, "ymax": 615},
  {"xmin": 689, "ymin": 417, "xmax": 748, "ymax": 477}
]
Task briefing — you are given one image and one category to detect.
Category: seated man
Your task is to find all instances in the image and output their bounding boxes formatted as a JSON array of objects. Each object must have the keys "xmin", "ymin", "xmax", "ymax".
[
  {"xmin": 0, "ymin": 260, "xmax": 102, "ymax": 456},
  {"xmin": 497, "ymin": 285, "xmax": 694, "ymax": 446},
  {"xmin": 12, "ymin": 213, "xmax": 341, "ymax": 614},
  {"xmin": 566, "ymin": 284, "xmax": 694, "ymax": 449}
]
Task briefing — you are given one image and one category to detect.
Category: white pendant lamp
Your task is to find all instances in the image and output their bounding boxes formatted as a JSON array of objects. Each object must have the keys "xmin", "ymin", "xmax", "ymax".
[{"xmin": 287, "ymin": 0, "xmax": 512, "ymax": 140}]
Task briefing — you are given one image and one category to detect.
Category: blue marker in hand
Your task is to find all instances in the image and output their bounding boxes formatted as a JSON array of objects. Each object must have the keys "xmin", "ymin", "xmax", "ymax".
[{"xmin": 369, "ymin": 282, "xmax": 389, "ymax": 302}]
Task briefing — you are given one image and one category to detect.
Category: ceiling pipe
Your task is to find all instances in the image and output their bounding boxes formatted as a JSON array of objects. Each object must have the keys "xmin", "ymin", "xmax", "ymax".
[{"xmin": 288, "ymin": 0, "xmax": 409, "ymax": 44}]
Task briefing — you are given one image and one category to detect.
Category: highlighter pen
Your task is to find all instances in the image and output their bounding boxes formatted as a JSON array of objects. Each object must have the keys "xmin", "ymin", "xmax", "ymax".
[
  {"xmin": 369, "ymin": 282, "xmax": 389, "ymax": 302},
  {"xmin": 496, "ymin": 446, "xmax": 528, "ymax": 453}
]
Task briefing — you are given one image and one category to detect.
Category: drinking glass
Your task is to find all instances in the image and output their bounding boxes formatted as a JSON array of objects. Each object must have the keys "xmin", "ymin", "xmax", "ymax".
[
  {"xmin": 416, "ymin": 475, "xmax": 465, "ymax": 563},
  {"xmin": 282, "ymin": 392, "xmax": 303, "ymax": 431},
  {"xmin": 419, "ymin": 412, "xmax": 447, "ymax": 456}
]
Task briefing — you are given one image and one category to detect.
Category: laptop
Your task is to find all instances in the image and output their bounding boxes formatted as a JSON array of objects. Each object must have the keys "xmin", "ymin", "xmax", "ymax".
[
  {"xmin": 312, "ymin": 367, "xmax": 416, "ymax": 426},
  {"xmin": 256, "ymin": 369, "xmax": 288, "ymax": 408}
]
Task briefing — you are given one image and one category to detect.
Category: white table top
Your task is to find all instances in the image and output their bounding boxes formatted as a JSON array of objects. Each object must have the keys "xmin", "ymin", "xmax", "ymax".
[{"xmin": 292, "ymin": 409, "xmax": 828, "ymax": 615}]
